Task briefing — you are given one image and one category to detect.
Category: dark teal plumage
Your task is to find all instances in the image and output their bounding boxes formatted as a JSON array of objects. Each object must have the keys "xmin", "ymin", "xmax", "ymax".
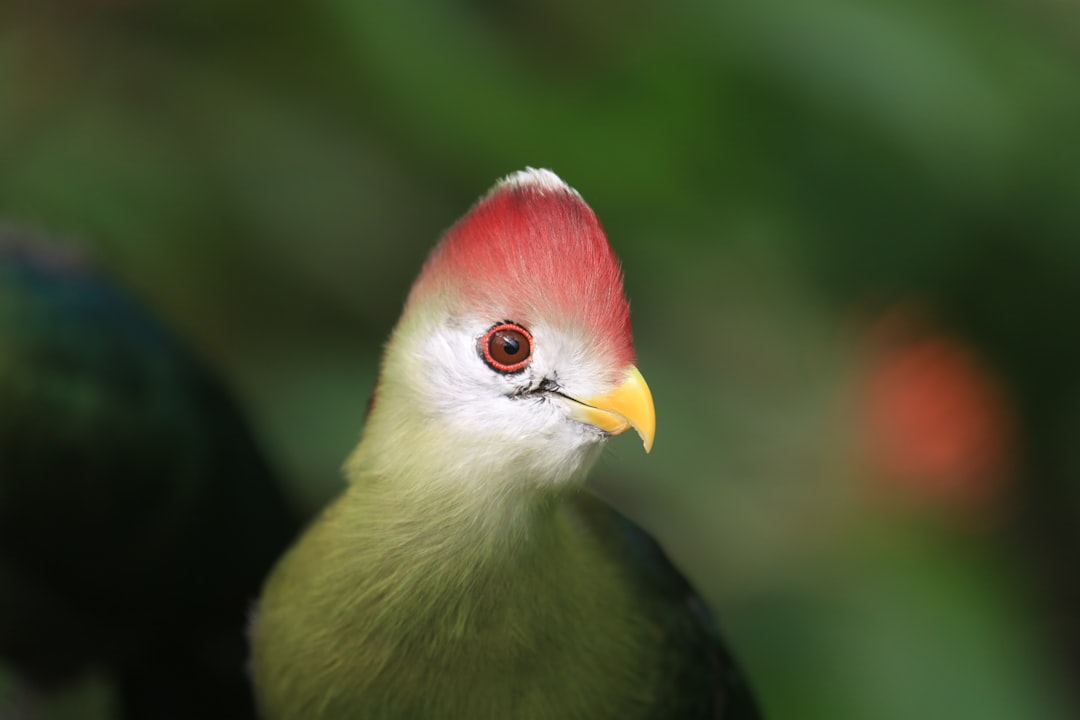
[
  {"xmin": 0, "ymin": 231, "xmax": 297, "ymax": 719},
  {"xmin": 582, "ymin": 497, "xmax": 761, "ymax": 719}
]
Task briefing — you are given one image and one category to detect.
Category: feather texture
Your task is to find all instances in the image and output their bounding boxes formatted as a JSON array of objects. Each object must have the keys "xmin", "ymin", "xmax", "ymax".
[
  {"xmin": 253, "ymin": 469, "xmax": 758, "ymax": 719},
  {"xmin": 0, "ymin": 230, "xmax": 298, "ymax": 719},
  {"xmin": 250, "ymin": 170, "xmax": 759, "ymax": 719},
  {"xmin": 411, "ymin": 168, "xmax": 634, "ymax": 376}
]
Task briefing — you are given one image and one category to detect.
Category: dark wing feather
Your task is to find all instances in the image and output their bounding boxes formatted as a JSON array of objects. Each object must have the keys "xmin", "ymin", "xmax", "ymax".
[
  {"xmin": 579, "ymin": 491, "xmax": 763, "ymax": 719},
  {"xmin": 0, "ymin": 231, "xmax": 298, "ymax": 718}
]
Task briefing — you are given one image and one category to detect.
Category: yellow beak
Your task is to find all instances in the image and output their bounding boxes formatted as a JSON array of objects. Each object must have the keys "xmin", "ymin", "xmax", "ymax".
[{"xmin": 566, "ymin": 366, "xmax": 656, "ymax": 452}]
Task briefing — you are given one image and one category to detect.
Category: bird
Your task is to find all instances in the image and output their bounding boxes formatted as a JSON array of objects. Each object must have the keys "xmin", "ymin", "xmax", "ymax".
[
  {"xmin": 0, "ymin": 230, "xmax": 298, "ymax": 719},
  {"xmin": 249, "ymin": 168, "xmax": 761, "ymax": 719}
]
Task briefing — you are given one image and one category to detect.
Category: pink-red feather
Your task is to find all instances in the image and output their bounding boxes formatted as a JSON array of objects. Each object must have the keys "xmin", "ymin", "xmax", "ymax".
[{"xmin": 410, "ymin": 170, "xmax": 635, "ymax": 369}]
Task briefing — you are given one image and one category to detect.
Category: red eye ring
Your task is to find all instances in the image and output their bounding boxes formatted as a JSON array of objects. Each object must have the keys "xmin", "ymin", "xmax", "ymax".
[{"xmin": 480, "ymin": 322, "xmax": 533, "ymax": 373}]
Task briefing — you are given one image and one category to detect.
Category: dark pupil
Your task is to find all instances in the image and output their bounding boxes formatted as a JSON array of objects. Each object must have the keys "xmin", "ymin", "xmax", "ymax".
[
  {"xmin": 484, "ymin": 325, "xmax": 530, "ymax": 371},
  {"xmin": 500, "ymin": 334, "xmax": 520, "ymax": 356}
]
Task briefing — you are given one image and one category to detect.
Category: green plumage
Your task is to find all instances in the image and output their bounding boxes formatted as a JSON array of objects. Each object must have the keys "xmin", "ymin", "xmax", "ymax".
[
  {"xmin": 253, "ymin": 475, "xmax": 755, "ymax": 718},
  {"xmin": 250, "ymin": 170, "xmax": 760, "ymax": 719},
  {"xmin": 0, "ymin": 231, "xmax": 297, "ymax": 719}
]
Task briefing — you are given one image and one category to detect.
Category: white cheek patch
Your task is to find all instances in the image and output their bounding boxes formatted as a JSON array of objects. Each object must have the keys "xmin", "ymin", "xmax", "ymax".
[
  {"xmin": 394, "ymin": 316, "xmax": 613, "ymax": 484},
  {"xmin": 528, "ymin": 323, "xmax": 613, "ymax": 400}
]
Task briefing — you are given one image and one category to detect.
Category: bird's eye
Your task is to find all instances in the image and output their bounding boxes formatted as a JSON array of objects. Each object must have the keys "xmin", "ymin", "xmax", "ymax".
[{"xmin": 480, "ymin": 322, "xmax": 532, "ymax": 373}]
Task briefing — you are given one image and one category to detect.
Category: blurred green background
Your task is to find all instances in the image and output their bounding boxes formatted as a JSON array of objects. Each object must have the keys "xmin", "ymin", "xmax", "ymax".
[{"xmin": 2, "ymin": 0, "xmax": 1080, "ymax": 718}]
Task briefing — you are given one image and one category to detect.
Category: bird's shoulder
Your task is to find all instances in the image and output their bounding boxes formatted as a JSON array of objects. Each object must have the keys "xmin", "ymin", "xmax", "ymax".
[{"xmin": 571, "ymin": 492, "xmax": 762, "ymax": 720}]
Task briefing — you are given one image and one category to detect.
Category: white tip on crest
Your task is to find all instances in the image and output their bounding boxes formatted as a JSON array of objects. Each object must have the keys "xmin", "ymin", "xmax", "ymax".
[{"xmin": 495, "ymin": 168, "xmax": 581, "ymax": 198}]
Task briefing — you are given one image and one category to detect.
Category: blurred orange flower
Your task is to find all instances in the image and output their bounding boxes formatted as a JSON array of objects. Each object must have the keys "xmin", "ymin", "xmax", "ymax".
[{"xmin": 858, "ymin": 307, "xmax": 1016, "ymax": 518}]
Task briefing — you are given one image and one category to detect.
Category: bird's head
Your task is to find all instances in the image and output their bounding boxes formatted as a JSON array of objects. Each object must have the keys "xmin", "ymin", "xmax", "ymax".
[{"xmin": 358, "ymin": 169, "xmax": 654, "ymax": 490}]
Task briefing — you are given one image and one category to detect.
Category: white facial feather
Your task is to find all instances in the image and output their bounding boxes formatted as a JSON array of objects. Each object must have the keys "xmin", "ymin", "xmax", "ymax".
[
  {"xmin": 383, "ymin": 310, "xmax": 615, "ymax": 488},
  {"xmin": 493, "ymin": 167, "xmax": 581, "ymax": 198}
]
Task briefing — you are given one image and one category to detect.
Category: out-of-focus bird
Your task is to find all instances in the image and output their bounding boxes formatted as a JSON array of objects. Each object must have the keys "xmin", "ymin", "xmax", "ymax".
[
  {"xmin": 0, "ymin": 230, "xmax": 297, "ymax": 719},
  {"xmin": 250, "ymin": 169, "xmax": 760, "ymax": 719}
]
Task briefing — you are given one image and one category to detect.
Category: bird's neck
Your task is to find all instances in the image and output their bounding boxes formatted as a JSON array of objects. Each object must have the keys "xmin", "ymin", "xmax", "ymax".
[
  {"xmin": 254, "ymin": 436, "xmax": 653, "ymax": 719},
  {"xmin": 340, "ymin": 439, "xmax": 575, "ymax": 580},
  {"xmin": 339, "ymin": 390, "xmax": 606, "ymax": 564}
]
